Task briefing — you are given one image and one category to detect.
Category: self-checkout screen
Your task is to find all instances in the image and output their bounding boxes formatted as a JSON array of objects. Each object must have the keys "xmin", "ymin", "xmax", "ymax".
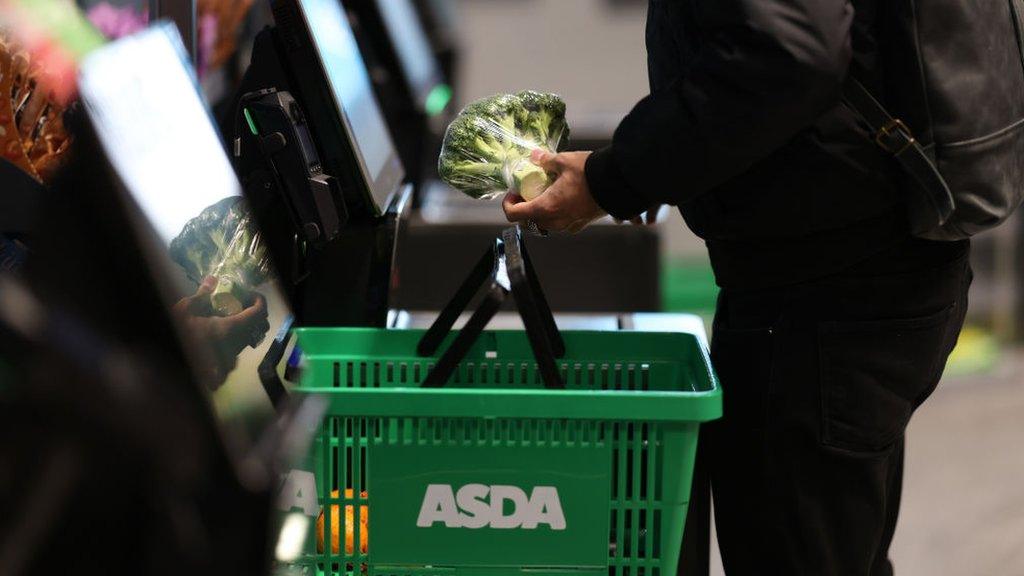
[
  {"xmin": 299, "ymin": 0, "xmax": 397, "ymax": 195},
  {"xmin": 78, "ymin": 23, "xmax": 289, "ymax": 439}
]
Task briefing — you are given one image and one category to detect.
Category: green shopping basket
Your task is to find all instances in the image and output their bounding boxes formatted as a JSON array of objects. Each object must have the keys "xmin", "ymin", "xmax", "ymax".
[{"xmin": 279, "ymin": 228, "xmax": 722, "ymax": 576}]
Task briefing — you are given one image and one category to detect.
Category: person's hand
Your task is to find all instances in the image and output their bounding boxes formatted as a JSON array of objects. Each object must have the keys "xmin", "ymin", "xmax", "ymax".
[
  {"xmin": 502, "ymin": 150, "xmax": 607, "ymax": 234},
  {"xmin": 172, "ymin": 276, "xmax": 270, "ymax": 387}
]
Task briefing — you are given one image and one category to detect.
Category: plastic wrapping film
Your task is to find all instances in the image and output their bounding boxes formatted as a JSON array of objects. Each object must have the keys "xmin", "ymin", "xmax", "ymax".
[
  {"xmin": 438, "ymin": 90, "xmax": 570, "ymax": 200},
  {"xmin": 169, "ymin": 196, "xmax": 273, "ymax": 317}
]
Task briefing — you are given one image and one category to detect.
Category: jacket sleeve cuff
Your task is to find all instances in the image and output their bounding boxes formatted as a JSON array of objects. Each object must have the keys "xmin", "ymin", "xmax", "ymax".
[{"xmin": 585, "ymin": 146, "xmax": 649, "ymax": 220}]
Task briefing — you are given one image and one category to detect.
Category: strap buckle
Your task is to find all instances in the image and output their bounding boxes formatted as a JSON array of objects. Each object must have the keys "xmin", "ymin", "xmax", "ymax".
[{"xmin": 874, "ymin": 118, "xmax": 916, "ymax": 155}]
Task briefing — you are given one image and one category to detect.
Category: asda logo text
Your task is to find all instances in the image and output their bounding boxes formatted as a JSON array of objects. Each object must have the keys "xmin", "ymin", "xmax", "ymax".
[{"xmin": 416, "ymin": 484, "xmax": 566, "ymax": 530}]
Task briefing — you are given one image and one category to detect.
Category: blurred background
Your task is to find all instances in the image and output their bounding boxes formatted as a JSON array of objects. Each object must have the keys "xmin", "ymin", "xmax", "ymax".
[{"xmin": 2, "ymin": 0, "xmax": 1022, "ymax": 574}]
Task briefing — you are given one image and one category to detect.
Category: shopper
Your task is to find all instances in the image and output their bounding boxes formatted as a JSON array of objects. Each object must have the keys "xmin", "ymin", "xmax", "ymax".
[{"xmin": 503, "ymin": 1, "xmax": 972, "ymax": 574}]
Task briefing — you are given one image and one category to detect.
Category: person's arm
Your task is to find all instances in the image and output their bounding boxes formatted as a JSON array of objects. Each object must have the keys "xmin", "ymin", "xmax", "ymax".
[
  {"xmin": 587, "ymin": 0, "xmax": 855, "ymax": 220},
  {"xmin": 505, "ymin": 0, "xmax": 855, "ymax": 231}
]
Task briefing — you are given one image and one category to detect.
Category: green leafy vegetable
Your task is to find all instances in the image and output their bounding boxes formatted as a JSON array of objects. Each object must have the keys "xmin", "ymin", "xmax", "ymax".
[
  {"xmin": 169, "ymin": 197, "xmax": 272, "ymax": 316},
  {"xmin": 438, "ymin": 90, "xmax": 570, "ymax": 200}
]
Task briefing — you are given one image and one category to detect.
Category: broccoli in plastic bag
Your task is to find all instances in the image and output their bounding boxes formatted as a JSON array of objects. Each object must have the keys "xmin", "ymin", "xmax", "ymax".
[
  {"xmin": 169, "ymin": 196, "xmax": 273, "ymax": 317},
  {"xmin": 438, "ymin": 90, "xmax": 570, "ymax": 201}
]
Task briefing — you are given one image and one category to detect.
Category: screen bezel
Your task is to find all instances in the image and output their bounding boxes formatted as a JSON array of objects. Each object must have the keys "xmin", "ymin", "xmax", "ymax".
[{"xmin": 291, "ymin": 0, "xmax": 405, "ymax": 212}]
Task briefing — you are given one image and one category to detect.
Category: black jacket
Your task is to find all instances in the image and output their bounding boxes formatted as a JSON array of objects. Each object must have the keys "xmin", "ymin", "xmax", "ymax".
[{"xmin": 585, "ymin": 0, "xmax": 910, "ymax": 289}]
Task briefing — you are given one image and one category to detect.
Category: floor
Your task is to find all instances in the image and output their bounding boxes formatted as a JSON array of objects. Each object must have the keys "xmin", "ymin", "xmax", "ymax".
[{"xmin": 708, "ymin": 348, "xmax": 1024, "ymax": 575}]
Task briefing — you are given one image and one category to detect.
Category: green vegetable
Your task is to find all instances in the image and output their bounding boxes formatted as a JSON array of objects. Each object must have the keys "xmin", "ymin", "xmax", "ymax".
[
  {"xmin": 169, "ymin": 197, "xmax": 272, "ymax": 316},
  {"xmin": 438, "ymin": 90, "xmax": 570, "ymax": 199}
]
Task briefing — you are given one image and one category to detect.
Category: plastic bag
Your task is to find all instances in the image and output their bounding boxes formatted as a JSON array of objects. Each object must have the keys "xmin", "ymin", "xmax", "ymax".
[
  {"xmin": 437, "ymin": 90, "xmax": 570, "ymax": 200},
  {"xmin": 169, "ymin": 196, "xmax": 273, "ymax": 316}
]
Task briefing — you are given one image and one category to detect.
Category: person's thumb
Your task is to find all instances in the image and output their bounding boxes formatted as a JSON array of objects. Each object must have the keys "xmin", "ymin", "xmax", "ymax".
[
  {"xmin": 185, "ymin": 276, "xmax": 218, "ymax": 313},
  {"xmin": 530, "ymin": 148, "xmax": 561, "ymax": 173},
  {"xmin": 197, "ymin": 276, "xmax": 217, "ymax": 295}
]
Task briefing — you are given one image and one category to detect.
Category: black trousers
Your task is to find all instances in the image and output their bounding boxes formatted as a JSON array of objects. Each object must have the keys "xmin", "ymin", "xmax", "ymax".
[{"xmin": 706, "ymin": 236, "xmax": 972, "ymax": 576}]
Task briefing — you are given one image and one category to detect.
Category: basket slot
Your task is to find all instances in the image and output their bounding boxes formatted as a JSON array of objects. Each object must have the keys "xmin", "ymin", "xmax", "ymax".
[
  {"xmin": 345, "ymin": 422, "xmax": 353, "ymax": 488},
  {"xmin": 624, "ymin": 502, "xmax": 634, "ymax": 558},
  {"xmin": 639, "ymin": 426, "xmax": 649, "ymax": 501},
  {"xmin": 321, "ymin": 417, "xmax": 371, "ymax": 569},
  {"xmin": 639, "ymin": 508, "xmax": 650, "ymax": 560},
  {"xmin": 631, "ymin": 425, "xmax": 644, "ymax": 558},
  {"xmin": 608, "ymin": 422, "xmax": 663, "ymax": 573},
  {"xmin": 624, "ymin": 427, "xmax": 635, "ymax": 500}
]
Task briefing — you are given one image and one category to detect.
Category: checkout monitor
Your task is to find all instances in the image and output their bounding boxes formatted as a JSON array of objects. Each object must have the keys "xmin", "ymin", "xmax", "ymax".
[
  {"xmin": 272, "ymin": 0, "xmax": 404, "ymax": 214},
  {"xmin": 375, "ymin": 0, "xmax": 446, "ymax": 112},
  {"xmin": 78, "ymin": 23, "xmax": 291, "ymax": 443}
]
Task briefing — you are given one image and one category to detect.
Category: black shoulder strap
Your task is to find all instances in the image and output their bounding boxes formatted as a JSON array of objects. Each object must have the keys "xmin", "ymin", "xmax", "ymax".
[{"xmin": 841, "ymin": 77, "xmax": 955, "ymax": 231}]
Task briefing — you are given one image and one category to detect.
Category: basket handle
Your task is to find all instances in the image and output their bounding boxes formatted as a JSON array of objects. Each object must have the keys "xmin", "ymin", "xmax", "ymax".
[
  {"xmin": 418, "ymin": 226, "xmax": 565, "ymax": 389},
  {"xmin": 258, "ymin": 315, "xmax": 294, "ymax": 411}
]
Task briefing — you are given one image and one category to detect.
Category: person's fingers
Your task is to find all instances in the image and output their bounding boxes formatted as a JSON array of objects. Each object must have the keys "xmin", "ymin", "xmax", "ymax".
[
  {"xmin": 502, "ymin": 192, "xmax": 526, "ymax": 222},
  {"xmin": 238, "ymin": 294, "xmax": 271, "ymax": 347},
  {"xmin": 503, "ymin": 191, "xmax": 549, "ymax": 223},
  {"xmin": 530, "ymin": 149, "xmax": 563, "ymax": 174},
  {"xmin": 181, "ymin": 276, "xmax": 218, "ymax": 314},
  {"xmin": 199, "ymin": 276, "xmax": 218, "ymax": 294},
  {"xmin": 231, "ymin": 293, "xmax": 268, "ymax": 327},
  {"xmin": 630, "ymin": 215, "xmax": 644, "ymax": 226}
]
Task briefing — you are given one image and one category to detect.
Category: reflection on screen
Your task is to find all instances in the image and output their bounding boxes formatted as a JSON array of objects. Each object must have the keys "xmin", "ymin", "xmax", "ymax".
[
  {"xmin": 299, "ymin": 0, "xmax": 394, "ymax": 182},
  {"xmin": 78, "ymin": 24, "xmax": 285, "ymax": 437},
  {"xmin": 375, "ymin": 0, "xmax": 439, "ymax": 106}
]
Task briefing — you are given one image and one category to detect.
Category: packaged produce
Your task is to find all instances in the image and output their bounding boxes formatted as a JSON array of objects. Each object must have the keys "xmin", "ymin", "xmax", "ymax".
[
  {"xmin": 438, "ymin": 90, "xmax": 570, "ymax": 201},
  {"xmin": 169, "ymin": 197, "xmax": 272, "ymax": 316}
]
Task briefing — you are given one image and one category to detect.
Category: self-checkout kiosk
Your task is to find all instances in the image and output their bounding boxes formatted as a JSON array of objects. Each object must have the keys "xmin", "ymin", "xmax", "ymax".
[{"xmin": 227, "ymin": 0, "xmax": 412, "ymax": 328}]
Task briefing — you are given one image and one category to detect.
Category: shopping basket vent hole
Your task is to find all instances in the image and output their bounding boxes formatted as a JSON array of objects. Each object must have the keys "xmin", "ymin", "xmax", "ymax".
[{"xmin": 408, "ymin": 361, "xmax": 654, "ymax": 389}]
